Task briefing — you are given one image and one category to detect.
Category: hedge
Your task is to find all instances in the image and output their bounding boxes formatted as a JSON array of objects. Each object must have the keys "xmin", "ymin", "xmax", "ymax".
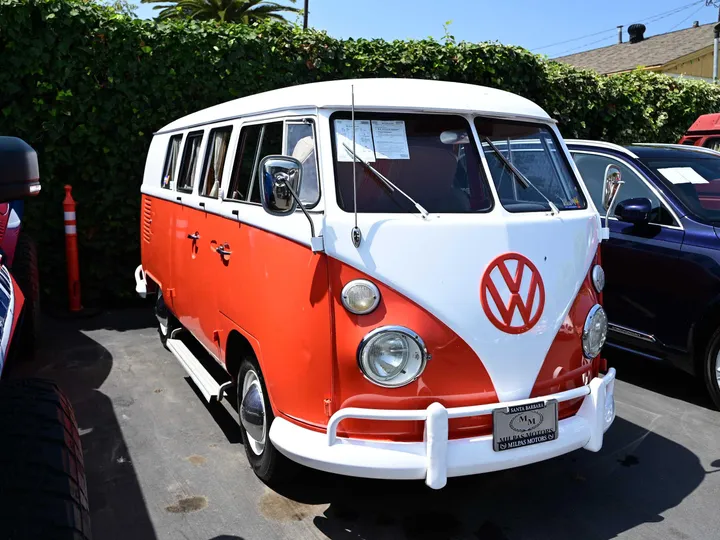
[{"xmin": 2, "ymin": 0, "xmax": 720, "ymax": 305}]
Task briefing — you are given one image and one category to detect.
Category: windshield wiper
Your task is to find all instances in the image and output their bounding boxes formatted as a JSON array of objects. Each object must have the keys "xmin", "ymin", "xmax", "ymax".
[
  {"xmin": 342, "ymin": 142, "xmax": 430, "ymax": 219},
  {"xmin": 481, "ymin": 136, "xmax": 560, "ymax": 216}
]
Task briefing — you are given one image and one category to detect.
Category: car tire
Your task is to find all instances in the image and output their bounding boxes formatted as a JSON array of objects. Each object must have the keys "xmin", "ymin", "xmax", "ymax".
[
  {"xmin": 155, "ymin": 289, "xmax": 177, "ymax": 349},
  {"xmin": 11, "ymin": 232, "xmax": 40, "ymax": 361},
  {"xmin": 0, "ymin": 378, "xmax": 92, "ymax": 540},
  {"xmin": 236, "ymin": 355, "xmax": 298, "ymax": 486},
  {"xmin": 703, "ymin": 327, "xmax": 720, "ymax": 410}
]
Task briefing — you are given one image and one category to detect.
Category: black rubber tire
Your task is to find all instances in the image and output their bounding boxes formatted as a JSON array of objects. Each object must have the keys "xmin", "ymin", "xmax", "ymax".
[
  {"xmin": 237, "ymin": 355, "xmax": 298, "ymax": 486},
  {"xmin": 155, "ymin": 288, "xmax": 177, "ymax": 349},
  {"xmin": 0, "ymin": 378, "xmax": 92, "ymax": 540},
  {"xmin": 703, "ymin": 328, "xmax": 720, "ymax": 410},
  {"xmin": 11, "ymin": 233, "xmax": 40, "ymax": 361}
]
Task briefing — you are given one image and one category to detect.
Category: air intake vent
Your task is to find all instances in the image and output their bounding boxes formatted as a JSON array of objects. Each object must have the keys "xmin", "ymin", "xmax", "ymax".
[
  {"xmin": 142, "ymin": 198, "xmax": 152, "ymax": 243},
  {"xmin": 628, "ymin": 23, "xmax": 646, "ymax": 44}
]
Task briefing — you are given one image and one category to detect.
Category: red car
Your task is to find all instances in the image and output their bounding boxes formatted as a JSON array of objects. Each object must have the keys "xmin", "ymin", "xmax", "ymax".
[{"xmin": 679, "ymin": 113, "xmax": 720, "ymax": 151}]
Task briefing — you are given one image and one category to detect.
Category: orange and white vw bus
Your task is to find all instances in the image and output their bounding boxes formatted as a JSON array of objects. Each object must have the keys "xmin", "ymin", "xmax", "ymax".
[{"xmin": 135, "ymin": 79, "xmax": 618, "ymax": 489}]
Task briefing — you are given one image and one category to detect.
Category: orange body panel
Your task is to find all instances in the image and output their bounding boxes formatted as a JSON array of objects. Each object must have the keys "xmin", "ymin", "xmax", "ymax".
[
  {"xmin": 143, "ymin": 195, "xmax": 334, "ymax": 428},
  {"xmin": 142, "ymin": 195, "xmax": 603, "ymax": 442},
  {"xmin": 530, "ymin": 266, "xmax": 601, "ymax": 420}
]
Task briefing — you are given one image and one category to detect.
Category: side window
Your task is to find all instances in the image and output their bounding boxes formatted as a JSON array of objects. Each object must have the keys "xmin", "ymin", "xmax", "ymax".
[
  {"xmin": 161, "ymin": 135, "xmax": 182, "ymax": 189},
  {"xmin": 227, "ymin": 125, "xmax": 262, "ymax": 201},
  {"xmin": 177, "ymin": 131, "xmax": 204, "ymax": 193},
  {"xmin": 200, "ymin": 127, "xmax": 233, "ymax": 198},
  {"xmin": 286, "ymin": 122, "xmax": 320, "ymax": 205},
  {"xmin": 705, "ymin": 138, "xmax": 720, "ymax": 152},
  {"xmin": 572, "ymin": 152, "xmax": 676, "ymax": 226},
  {"xmin": 227, "ymin": 121, "xmax": 283, "ymax": 203}
]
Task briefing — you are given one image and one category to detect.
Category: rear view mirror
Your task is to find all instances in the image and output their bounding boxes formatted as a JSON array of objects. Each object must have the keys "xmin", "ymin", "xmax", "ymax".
[
  {"xmin": 440, "ymin": 130, "xmax": 470, "ymax": 145},
  {"xmin": 602, "ymin": 165, "xmax": 623, "ymax": 212},
  {"xmin": 259, "ymin": 156, "xmax": 303, "ymax": 216},
  {"xmin": 0, "ymin": 137, "xmax": 41, "ymax": 202},
  {"xmin": 615, "ymin": 197, "xmax": 652, "ymax": 225}
]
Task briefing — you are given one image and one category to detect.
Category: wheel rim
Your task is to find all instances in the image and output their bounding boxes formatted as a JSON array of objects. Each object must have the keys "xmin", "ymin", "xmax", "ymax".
[
  {"xmin": 715, "ymin": 349, "xmax": 720, "ymax": 388},
  {"xmin": 241, "ymin": 370, "xmax": 266, "ymax": 455},
  {"xmin": 155, "ymin": 291, "xmax": 169, "ymax": 336}
]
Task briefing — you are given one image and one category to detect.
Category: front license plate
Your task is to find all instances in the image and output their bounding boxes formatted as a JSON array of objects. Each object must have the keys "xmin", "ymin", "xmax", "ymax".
[{"xmin": 492, "ymin": 400, "xmax": 558, "ymax": 452}]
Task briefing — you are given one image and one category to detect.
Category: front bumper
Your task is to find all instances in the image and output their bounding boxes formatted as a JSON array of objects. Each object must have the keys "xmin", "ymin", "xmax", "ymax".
[
  {"xmin": 269, "ymin": 368, "xmax": 616, "ymax": 489},
  {"xmin": 134, "ymin": 264, "xmax": 147, "ymax": 298}
]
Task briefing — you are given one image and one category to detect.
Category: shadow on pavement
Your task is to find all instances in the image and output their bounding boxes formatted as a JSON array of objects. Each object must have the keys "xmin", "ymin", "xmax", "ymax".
[
  {"xmin": 45, "ymin": 305, "xmax": 158, "ymax": 333},
  {"xmin": 14, "ymin": 314, "xmax": 158, "ymax": 540},
  {"xmin": 606, "ymin": 348, "xmax": 715, "ymax": 410},
  {"xmin": 269, "ymin": 415, "xmax": 707, "ymax": 540}
]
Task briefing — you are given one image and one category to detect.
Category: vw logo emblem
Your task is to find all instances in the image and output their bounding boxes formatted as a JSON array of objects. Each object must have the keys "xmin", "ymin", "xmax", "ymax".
[{"xmin": 480, "ymin": 253, "xmax": 545, "ymax": 334}]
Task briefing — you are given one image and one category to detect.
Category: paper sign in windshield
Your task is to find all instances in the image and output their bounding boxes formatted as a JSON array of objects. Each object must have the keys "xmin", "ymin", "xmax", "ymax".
[
  {"xmin": 334, "ymin": 120, "xmax": 376, "ymax": 162},
  {"xmin": 658, "ymin": 167, "xmax": 709, "ymax": 185},
  {"xmin": 372, "ymin": 120, "xmax": 410, "ymax": 160}
]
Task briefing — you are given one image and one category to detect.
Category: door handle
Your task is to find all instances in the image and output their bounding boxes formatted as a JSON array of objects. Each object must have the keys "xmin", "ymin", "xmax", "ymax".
[
  {"xmin": 187, "ymin": 232, "xmax": 200, "ymax": 240},
  {"xmin": 216, "ymin": 244, "xmax": 232, "ymax": 256}
]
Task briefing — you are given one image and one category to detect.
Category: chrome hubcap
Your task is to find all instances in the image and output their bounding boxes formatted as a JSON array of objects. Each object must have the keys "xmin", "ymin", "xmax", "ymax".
[
  {"xmin": 241, "ymin": 370, "xmax": 266, "ymax": 455},
  {"xmin": 715, "ymin": 350, "xmax": 720, "ymax": 388}
]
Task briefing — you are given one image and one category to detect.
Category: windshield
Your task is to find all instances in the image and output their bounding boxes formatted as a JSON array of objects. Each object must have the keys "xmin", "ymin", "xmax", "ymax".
[
  {"xmin": 642, "ymin": 154, "xmax": 720, "ymax": 224},
  {"xmin": 474, "ymin": 118, "xmax": 586, "ymax": 212},
  {"xmin": 331, "ymin": 112, "xmax": 493, "ymax": 213}
]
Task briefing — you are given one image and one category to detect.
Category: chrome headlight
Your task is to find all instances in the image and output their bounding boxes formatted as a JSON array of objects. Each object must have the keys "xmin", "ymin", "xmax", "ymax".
[
  {"xmin": 583, "ymin": 304, "xmax": 608, "ymax": 358},
  {"xmin": 357, "ymin": 326, "xmax": 428, "ymax": 388},
  {"xmin": 592, "ymin": 265, "xmax": 605, "ymax": 293},
  {"xmin": 341, "ymin": 279, "xmax": 380, "ymax": 315}
]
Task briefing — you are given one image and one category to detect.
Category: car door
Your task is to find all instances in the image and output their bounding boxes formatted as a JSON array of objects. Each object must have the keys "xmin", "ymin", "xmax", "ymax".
[
  {"xmin": 190, "ymin": 124, "xmax": 235, "ymax": 357},
  {"xmin": 572, "ymin": 150, "xmax": 685, "ymax": 351},
  {"xmin": 171, "ymin": 130, "xmax": 206, "ymax": 340}
]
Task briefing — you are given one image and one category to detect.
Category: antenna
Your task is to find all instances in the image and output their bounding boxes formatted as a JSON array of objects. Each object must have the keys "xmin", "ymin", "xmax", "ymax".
[{"xmin": 350, "ymin": 85, "xmax": 362, "ymax": 248}]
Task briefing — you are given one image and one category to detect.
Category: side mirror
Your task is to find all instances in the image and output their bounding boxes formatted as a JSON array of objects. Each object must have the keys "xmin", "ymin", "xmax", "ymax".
[
  {"xmin": 258, "ymin": 156, "xmax": 303, "ymax": 216},
  {"xmin": 615, "ymin": 197, "xmax": 652, "ymax": 224},
  {"xmin": 0, "ymin": 137, "xmax": 41, "ymax": 202},
  {"xmin": 602, "ymin": 165, "xmax": 623, "ymax": 212}
]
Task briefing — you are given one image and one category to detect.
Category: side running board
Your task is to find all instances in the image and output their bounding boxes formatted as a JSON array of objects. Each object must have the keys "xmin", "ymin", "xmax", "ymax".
[{"xmin": 165, "ymin": 338, "xmax": 232, "ymax": 403}]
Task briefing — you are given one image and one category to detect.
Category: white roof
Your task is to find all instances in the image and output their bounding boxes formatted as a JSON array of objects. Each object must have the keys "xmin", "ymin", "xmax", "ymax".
[{"xmin": 158, "ymin": 78, "xmax": 551, "ymax": 134}]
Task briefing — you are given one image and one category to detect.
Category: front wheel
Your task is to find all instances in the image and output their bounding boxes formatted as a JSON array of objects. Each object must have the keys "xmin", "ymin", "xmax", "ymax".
[
  {"xmin": 155, "ymin": 289, "xmax": 177, "ymax": 348},
  {"xmin": 702, "ymin": 327, "xmax": 720, "ymax": 410},
  {"xmin": 236, "ymin": 355, "xmax": 297, "ymax": 486}
]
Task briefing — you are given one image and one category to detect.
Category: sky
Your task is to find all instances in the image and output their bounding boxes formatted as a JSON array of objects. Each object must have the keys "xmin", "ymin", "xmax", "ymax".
[{"xmin": 133, "ymin": 0, "xmax": 720, "ymax": 59}]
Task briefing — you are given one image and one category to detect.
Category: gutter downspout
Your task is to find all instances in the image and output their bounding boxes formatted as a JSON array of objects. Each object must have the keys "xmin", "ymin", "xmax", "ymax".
[{"xmin": 714, "ymin": 24, "xmax": 720, "ymax": 83}]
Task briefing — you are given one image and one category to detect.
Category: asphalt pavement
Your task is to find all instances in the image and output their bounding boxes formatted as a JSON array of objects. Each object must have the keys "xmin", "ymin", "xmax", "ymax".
[{"xmin": 13, "ymin": 308, "xmax": 720, "ymax": 540}]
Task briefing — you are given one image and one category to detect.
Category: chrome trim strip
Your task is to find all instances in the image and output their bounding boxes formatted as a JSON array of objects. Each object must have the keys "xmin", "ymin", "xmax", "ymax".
[
  {"xmin": 608, "ymin": 322, "xmax": 656, "ymax": 343},
  {"xmin": 566, "ymin": 140, "xmax": 639, "ymax": 159}
]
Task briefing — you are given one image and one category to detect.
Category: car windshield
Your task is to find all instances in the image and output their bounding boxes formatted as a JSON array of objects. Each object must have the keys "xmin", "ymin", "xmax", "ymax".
[
  {"xmin": 642, "ymin": 154, "xmax": 720, "ymax": 224},
  {"xmin": 331, "ymin": 112, "xmax": 494, "ymax": 213},
  {"xmin": 474, "ymin": 118, "xmax": 586, "ymax": 212}
]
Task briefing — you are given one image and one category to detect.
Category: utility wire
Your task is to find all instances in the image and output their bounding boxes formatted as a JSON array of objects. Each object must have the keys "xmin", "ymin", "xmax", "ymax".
[
  {"xmin": 667, "ymin": 3, "xmax": 706, "ymax": 30},
  {"xmin": 533, "ymin": 0, "xmax": 704, "ymax": 52},
  {"xmin": 555, "ymin": 35, "xmax": 618, "ymax": 57}
]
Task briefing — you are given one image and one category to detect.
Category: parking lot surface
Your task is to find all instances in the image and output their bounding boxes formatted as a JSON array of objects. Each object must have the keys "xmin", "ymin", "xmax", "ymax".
[{"xmin": 15, "ymin": 309, "xmax": 720, "ymax": 540}]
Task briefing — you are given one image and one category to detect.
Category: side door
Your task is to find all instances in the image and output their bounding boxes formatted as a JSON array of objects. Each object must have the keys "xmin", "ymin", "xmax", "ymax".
[
  {"xmin": 572, "ymin": 151, "xmax": 685, "ymax": 350},
  {"xmin": 190, "ymin": 124, "xmax": 236, "ymax": 356},
  {"xmin": 171, "ymin": 130, "xmax": 206, "ymax": 338},
  {"xmin": 215, "ymin": 119, "xmax": 284, "ymax": 340}
]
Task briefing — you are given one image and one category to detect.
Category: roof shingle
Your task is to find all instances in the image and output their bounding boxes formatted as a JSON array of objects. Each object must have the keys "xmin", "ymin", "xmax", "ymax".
[{"xmin": 554, "ymin": 22, "xmax": 715, "ymax": 74}]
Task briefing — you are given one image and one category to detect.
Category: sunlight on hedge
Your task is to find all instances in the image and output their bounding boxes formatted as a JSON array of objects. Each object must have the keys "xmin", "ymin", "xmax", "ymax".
[{"xmin": 2, "ymin": 0, "xmax": 720, "ymax": 302}]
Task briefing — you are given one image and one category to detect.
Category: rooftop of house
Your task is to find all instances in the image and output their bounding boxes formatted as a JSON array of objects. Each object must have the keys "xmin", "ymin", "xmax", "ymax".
[{"xmin": 555, "ymin": 21, "xmax": 717, "ymax": 75}]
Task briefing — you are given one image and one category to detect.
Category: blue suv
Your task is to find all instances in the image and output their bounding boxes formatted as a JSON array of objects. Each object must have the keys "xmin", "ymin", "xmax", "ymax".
[{"xmin": 567, "ymin": 141, "xmax": 720, "ymax": 408}]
